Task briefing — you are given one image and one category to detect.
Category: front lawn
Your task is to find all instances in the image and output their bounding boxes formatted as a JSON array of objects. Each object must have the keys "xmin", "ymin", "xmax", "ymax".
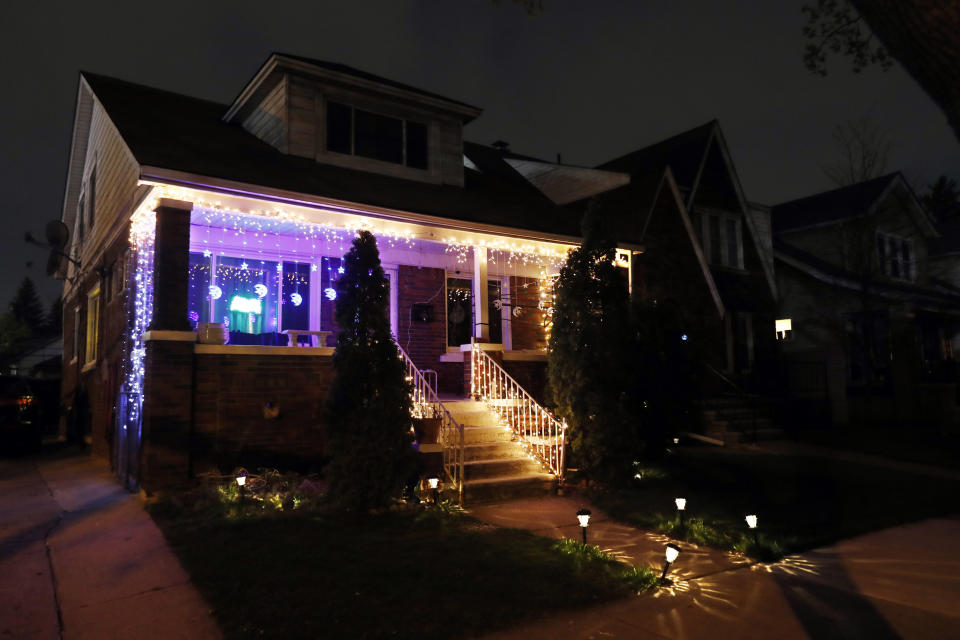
[
  {"xmin": 150, "ymin": 494, "xmax": 656, "ymax": 639},
  {"xmin": 592, "ymin": 448, "xmax": 960, "ymax": 561}
]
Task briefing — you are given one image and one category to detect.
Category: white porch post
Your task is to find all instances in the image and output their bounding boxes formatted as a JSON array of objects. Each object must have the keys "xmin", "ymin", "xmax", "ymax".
[{"xmin": 473, "ymin": 246, "xmax": 490, "ymax": 341}]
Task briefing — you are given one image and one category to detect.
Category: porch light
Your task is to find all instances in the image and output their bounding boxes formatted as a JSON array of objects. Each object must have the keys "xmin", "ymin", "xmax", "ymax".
[
  {"xmin": 775, "ymin": 318, "xmax": 792, "ymax": 341},
  {"xmin": 661, "ymin": 543, "xmax": 681, "ymax": 584},
  {"xmin": 576, "ymin": 508, "xmax": 591, "ymax": 544}
]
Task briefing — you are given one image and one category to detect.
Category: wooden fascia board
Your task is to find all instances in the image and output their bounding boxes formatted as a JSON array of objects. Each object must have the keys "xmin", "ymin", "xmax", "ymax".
[
  {"xmin": 684, "ymin": 125, "xmax": 715, "ymax": 210},
  {"xmin": 139, "ymin": 166, "xmax": 583, "ymax": 246},
  {"xmin": 710, "ymin": 126, "xmax": 779, "ymax": 300},
  {"xmin": 61, "ymin": 78, "xmax": 93, "ymax": 227},
  {"xmin": 223, "ymin": 56, "xmax": 280, "ymax": 122},
  {"xmin": 664, "ymin": 168, "xmax": 726, "ymax": 319}
]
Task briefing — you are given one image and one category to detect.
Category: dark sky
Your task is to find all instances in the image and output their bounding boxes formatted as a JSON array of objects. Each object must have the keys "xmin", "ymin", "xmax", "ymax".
[{"xmin": 3, "ymin": 0, "xmax": 958, "ymax": 307}]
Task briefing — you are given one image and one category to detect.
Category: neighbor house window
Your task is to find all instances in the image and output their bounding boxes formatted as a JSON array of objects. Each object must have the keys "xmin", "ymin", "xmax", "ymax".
[
  {"xmin": 326, "ymin": 101, "xmax": 429, "ymax": 169},
  {"xmin": 702, "ymin": 212, "xmax": 742, "ymax": 269},
  {"xmin": 775, "ymin": 318, "xmax": 793, "ymax": 341},
  {"xmin": 876, "ymin": 232, "xmax": 915, "ymax": 281},
  {"xmin": 85, "ymin": 286, "xmax": 101, "ymax": 364}
]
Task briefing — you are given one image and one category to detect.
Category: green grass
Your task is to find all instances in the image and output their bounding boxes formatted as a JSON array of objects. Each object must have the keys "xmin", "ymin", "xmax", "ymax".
[
  {"xmin": 150, "ymin": 498, "xmax": 655, "ymax": 640},
  {"xmin": 594, "ymin": 448, "xmax": 960, "ymax": 561}
]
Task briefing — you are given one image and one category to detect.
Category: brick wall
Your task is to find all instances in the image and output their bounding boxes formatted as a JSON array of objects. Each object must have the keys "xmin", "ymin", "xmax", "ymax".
[
  {"xmin": 509, "ymin": 276, "xmax": 547, "ymax": 350},
  {"xmin": 140, "ymin": 339, "xmax": 195, "ymax": 490},
  {"xmin": 396, "ymin": 265, "xmax": 459, "ymax": 392},
  {"xmin": 191, "ymin": 352, "xmax": 332, "ymax": 474}
]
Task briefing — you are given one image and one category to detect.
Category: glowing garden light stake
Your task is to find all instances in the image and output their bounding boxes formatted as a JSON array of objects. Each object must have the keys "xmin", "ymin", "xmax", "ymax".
[
  {"xmin": 661, "ymin": 543, "xmax": 681, "ymax": 584},
  {"xmin": 675, "ymin": 497, "xmax": 687, "ymax": 529},
  {"xmin": 576, "ymin": 507, "xmax": 592, "ymax": 544},
  {"xmin": 428, "ymin": 476, "xmax": 440, "ymax": 504},
  {"xmin": 745, "ymin": 514, "xmax": 759, "ymax": 546},
  {"xmin": 236, "ymin": 470, "xmax": 247, "ymax": 508}
]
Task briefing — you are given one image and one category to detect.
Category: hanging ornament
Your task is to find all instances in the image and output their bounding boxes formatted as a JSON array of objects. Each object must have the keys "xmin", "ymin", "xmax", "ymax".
[
  {"xmin": 324, "ymin": 287, "xmax": 337, "ymax": 301},
  {"xmin": 513, "ymin": 306, "xmax": 524, "ymax": 318},
  {"xmin": 493, "ymin": 298, "xmax": 503, "ymax": 310},
  {"xmin": 208, "ymin": 285, "xmax": 223, "ymax": 300},
  {"xmin": 253, "ymin": 283, "xmax": 268, "ymax": 298},
  {"xmin": 290, "ymin": 292, "xmax": 303, "ymax": 307}
]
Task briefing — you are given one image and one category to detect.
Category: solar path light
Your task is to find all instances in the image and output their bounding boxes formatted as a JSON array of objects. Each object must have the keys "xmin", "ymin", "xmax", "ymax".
[
  {"xmin": 576, "ymin": 508, "xmax": 592, "ymax": 544},
  {"xmin": 661, "ymin": 543, "xmax": 681, "ymax": 584}
]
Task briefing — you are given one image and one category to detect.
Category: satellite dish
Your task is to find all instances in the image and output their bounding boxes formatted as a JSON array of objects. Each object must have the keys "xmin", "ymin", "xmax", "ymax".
[{"xmin": 45, "ymin": 220, "xmax": 70, "ymax": 251}]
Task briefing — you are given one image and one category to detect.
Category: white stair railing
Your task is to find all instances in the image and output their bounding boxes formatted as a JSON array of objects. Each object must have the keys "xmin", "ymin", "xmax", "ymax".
[
  {"xmin": 397, "ymin": 345, "xmax": 465, "ymax": 504},
  {"xmin": 470, "ymin": 341, "xmax": 566, "ymax": 479}
]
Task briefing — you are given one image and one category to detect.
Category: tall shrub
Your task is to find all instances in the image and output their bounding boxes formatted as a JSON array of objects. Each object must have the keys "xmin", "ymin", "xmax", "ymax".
[
  {"xmin": 326, "ymin": 231, "xmax": 417, "ymax": 510},
  {"xmin": 548, "ymin": 199, "xmax": 638, "ymax": 486}
]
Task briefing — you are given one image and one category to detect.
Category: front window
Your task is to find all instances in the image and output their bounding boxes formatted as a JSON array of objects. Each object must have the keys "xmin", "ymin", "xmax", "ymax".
[
  {"xmin": 876, "ymin": 232, "xmax": 915, "ymax": 281},
  {"xmin": 446, "ymin": 277, "xmax": 503, "ymax": 347}
]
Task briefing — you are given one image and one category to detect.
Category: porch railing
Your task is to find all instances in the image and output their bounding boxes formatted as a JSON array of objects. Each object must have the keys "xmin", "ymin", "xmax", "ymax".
[
  {"xmin": 470, "ymin": 341, "xmax": 566, "ymax": 479},
  {"xmin": 397, "ymin": 345, "xmax": 465, "ymax": 504}
]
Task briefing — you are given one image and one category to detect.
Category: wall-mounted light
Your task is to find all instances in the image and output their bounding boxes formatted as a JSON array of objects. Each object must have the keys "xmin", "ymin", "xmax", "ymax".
[{"xmin": 775, "ymin": 318, "xmax": 792, "ymax": 341}]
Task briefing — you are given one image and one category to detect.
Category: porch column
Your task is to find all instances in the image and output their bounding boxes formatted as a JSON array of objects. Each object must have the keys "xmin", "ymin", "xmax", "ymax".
[
  {"xmin": 149, "ymin": 198, "xmax": 192, "ymax": 331},
  {"xmin": 473, "ymin": 246, "xmax": 489, "ymax": 341}
]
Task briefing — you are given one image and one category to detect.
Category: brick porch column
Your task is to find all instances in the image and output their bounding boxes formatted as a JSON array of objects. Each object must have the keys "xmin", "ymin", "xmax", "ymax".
[
  {"xmin": 149, "ymin": 198, "xmax": 192, "ymax": 331},
  {"xmin": 140, "ymin": 197, "xmax": 196, "ymax": 491}
]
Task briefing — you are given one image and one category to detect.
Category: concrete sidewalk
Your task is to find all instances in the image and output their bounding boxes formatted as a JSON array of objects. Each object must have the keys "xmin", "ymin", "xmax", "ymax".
[
  {"xmin": 0, "ymin": 452, "xmax": 221, "ymax": 640},
  {"xmin": 472, "ymin": 496, "xmax": 960, "ymax": 639}
]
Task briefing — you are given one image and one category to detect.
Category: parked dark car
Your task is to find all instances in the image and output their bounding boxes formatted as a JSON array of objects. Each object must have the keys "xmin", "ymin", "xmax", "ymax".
[{"xmin": 0, "ymin": 375, "xmax": 45, "ymax": 454}]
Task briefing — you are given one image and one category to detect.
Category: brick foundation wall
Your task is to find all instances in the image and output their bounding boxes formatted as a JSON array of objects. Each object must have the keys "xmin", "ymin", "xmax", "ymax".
[
  {"xmin": 140, "ymin": 339, "xmax": 195, "ymax": 491},
  {"xmin": 191, "ymin": 352, "xmax": 332, "ymax": 474}
]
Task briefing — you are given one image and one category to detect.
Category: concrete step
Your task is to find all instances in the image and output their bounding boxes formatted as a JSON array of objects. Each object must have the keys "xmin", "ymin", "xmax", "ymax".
[
  {"xmin": 463, "ymin": 425, "xmax": 515, "ymax": 444},
  {"xmin": 463, "ymin": 473, "xmax": 556, "ymax": 504},
  {"xmin": 463, "ymin": 456, "xmax": 543, "ymax": 481},
  {"xmin": 463, "ymin": 442, "xmax": 527, "ymax": 462}
]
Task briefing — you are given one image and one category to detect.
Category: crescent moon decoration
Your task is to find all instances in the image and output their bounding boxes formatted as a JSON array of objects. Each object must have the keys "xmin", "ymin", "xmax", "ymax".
[
  {"xmin": 493, "ymin": 298, "xmax": 503, "ymax": 310},
  {"xmin": 208, "ymin": 285, "xmax": 222, "ymax": 300},
  {"xmin": 290, "ymin": 293, "xmax": 303, "ymax": 307},
  {"xmin": 254, "ymin": 283, "xmax": 268, "ymax": 298},
  {"xmin": 324, "ymin": 287, "xmax": 337, "ymax": 301},
  {"xmin": 513, "ymin": 306, "xmax": 524, "ymax": 318}
]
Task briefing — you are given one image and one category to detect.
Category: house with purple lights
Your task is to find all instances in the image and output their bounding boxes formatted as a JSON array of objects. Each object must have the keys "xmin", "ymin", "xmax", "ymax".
[{"xmin": 58, "ymin": 54, "xmax": 769, "ymax": 497}]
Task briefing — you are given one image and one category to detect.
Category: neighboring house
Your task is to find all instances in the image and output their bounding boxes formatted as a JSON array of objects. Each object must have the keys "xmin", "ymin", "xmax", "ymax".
[
  {"xmin": 771, "ymin": 173, "xmax": 960, "ymax": 430},
  {"xmin": 1, "ymin": 335, "xmax": 63, "ymax": 379},
  {"xmin": 597, "ymin": 121, "xmax": 779, "ymax": 388}
]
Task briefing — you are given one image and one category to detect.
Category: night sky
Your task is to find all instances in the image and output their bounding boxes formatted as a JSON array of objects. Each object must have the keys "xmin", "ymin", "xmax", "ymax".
[{"xmin": 3, "ymin": 0, "xmax": 958, "ymax": 307}]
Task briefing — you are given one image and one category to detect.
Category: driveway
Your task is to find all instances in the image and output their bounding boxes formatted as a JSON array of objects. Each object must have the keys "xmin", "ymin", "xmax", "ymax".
[{"xmin": 0, "ymin": 452, "xmax": 220, "ymax": 640}]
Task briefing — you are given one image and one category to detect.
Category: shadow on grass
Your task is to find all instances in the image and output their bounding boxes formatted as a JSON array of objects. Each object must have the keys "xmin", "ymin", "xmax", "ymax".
[{"xmin": 149, "ymin": 498, "xmax": 655, "ymax": 640}]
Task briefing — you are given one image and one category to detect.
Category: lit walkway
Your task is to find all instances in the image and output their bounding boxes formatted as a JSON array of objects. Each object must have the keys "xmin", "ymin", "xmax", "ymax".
[
  {"xmin": 0, "ymin": 452, "xmax": 221, "ymax": 640},
  {"xmin": 473, "ymin": 496, "xmax": 960, "ymax": 639}
]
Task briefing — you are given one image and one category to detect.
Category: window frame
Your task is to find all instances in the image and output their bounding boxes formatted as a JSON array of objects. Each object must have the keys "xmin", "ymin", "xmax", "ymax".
[
  {"xmin": 876, "ymin": 231, "xmax": 916, "ymax": 282},
  {"xmin": 700, "ymin": 210, "xmax": 744, "ymax": 270},
  {"xmin": 324, "ymin": 100, "xmax": 430, "ymax": 170},
  {"xmin": 84, "ymin": 285, "xmax": 101, "ymax": 366}
]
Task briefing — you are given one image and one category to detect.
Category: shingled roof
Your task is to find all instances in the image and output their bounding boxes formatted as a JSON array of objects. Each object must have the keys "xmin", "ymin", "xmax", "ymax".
[
  {"xmin": 770, "ymin": 173, "xmax": 900, "ymax": 234},
  {"xmin": 81, "ymin": 72, "xmax": 598, "ymax": 241},
  {"xmin": 596, "ymin": 121, "xmax": 716, "ymax": 187}
]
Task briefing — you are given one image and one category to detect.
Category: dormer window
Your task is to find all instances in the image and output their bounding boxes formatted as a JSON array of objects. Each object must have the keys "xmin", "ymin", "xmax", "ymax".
[
  {"xmin": 701, "ymin": 211, "xmax": 743, "ymax": 269},
  {"xmin": 326, "ymin": 101, "xmax": 428, "ymax": 169}
]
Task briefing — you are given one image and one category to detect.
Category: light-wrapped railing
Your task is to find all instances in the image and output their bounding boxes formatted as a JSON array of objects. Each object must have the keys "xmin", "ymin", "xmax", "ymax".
[
  {"xmin": 398, "ymin": 345, "xmax": 465, "ymax": 504},
  {"xmin": 471, "ymin": 342, "xmax": 566, "ymax": 479}
]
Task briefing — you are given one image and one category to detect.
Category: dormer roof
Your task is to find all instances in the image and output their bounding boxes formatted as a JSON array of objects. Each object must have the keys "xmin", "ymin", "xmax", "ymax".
[{"xmin": 223, "ymin": 53, "xmax": 482, "ymax": 124}]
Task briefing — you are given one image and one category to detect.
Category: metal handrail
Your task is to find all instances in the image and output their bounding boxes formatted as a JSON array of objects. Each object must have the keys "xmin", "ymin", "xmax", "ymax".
[
  {"xmin": 397, "ymin": 345, "xmax": 465, "ymax": 504},
  {"xmin": 471, "ymin": 341, "xmax": 566, "ymax": 479}
]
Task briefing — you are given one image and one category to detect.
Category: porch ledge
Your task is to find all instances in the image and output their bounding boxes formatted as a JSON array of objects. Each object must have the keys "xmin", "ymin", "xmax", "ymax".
[
  {"xmin": 143, "ymin": 330, "xmax": 197, "ymax": 342},
  {"xmin": 439, "ymin": 349, "xmax": 547, "ymax": 363},
  {"xmin": 194, "ymin": 344, "xmax": 335, "ymax": 356}
]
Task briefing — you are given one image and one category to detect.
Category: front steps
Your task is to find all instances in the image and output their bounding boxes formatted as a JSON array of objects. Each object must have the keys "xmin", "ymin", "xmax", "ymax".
[
  {"xmin": 698, "ymin": 394, "xmax": 783, "ymax": 445},
  {"xmin": 443, "ymin": 400, "xmax": 556, "ymax": 503}
]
